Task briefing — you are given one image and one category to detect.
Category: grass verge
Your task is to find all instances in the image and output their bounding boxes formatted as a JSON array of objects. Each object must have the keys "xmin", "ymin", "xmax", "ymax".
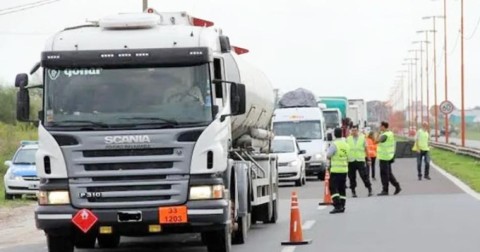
[{"xmin": 430, "ymin": 148, "xmax": 480, "ymax": 193}]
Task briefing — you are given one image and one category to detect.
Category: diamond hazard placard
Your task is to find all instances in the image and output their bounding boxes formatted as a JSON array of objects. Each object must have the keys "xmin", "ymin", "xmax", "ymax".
[{"xmin": 72, "ymin": 209, "xmax": 98, "ymax": 233}]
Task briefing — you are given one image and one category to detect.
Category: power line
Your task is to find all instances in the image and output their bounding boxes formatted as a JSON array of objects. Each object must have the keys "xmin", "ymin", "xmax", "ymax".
[
  {"xmin": 0, "ymin": 0, "xmax": 61, "ymax": 16},
  {"xmin": 0, "ymin": 0, "xmax": 55, "ymax": 12},
  {"xmin": 465, "ymin": 15, "xmax": 480, "ymax": 40}
]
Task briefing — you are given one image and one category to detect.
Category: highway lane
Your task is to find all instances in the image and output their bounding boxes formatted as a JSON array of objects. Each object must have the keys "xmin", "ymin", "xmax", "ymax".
[{"xmin": 1, "ymin": 158, "xmax": 479, "ymax": 252}]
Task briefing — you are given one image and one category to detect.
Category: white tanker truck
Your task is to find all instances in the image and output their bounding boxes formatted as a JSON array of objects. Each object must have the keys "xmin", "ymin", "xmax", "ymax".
[{"xmin": 15, "ymin": 10, "xmax": 278, "ymax": 252}]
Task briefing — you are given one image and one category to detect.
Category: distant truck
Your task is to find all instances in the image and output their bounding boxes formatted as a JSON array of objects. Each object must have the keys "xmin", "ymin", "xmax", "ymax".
[
  {"xmin": 318, "ymin": 96, "xmax": 349, "ymax": 137},
  {"xmin": 275, "ymin": 89, "xmax": 328, "ymax": 180},
  {"xmin": 348, "ymin": 99, "xmax": 367, "ymax": 129}
]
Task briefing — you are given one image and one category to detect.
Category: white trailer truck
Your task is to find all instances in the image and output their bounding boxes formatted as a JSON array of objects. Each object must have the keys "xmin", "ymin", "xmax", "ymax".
[
  {"xmin": 15, "ymin": 10, "xmax": 278, "ymax": 252},
  {"xmin": 348, "ymin": 99, "xmax": 367, "ymax": 129}
]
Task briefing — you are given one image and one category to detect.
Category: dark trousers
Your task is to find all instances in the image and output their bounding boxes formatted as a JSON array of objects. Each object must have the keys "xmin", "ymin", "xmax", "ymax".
[
  {"xmin": 366, "ymin": 157, "xmax": 376, "ymax": 179},
  {"xmin": 417, "ymin": 151, "xmax": 430, "ymax": 177},
  {"xmin": 348, "ymin": 161, "xmax": 372, "ymax": 191},
  {"xmin": 379, "ymin": 160, "xmax": 400, "ymax": 193},
  {"xmin": 330, "ymin": 173, "xmax": 347, "ymax": 210}
]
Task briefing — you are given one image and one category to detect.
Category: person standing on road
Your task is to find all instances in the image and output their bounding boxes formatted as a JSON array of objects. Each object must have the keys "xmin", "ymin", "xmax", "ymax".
[
  {"xmin": 366, "ymin": 131, "xmax": 378, "ymax": 181},
  {"xmin": 346, "ymin": 125, "xmax": 373, "ymax": 197},
  {"xmin": 326, "ymin": 127, "xmax": 350, "ymax": 214},
  {"xmin": 376, "ymin": 121, "xmax": 402, "ymax": 196},
  {"xmin": 414, "ymin": 122, "xmax": 431, "ymax": 180}
]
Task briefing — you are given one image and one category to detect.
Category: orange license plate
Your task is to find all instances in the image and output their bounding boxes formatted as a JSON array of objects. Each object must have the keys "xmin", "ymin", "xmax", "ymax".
[{"xmin": 159, "ymin": 206, "xmax": 188, "ymax": 224}]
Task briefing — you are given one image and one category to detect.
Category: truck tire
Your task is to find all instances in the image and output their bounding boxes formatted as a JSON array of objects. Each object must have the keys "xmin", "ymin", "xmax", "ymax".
[
  {"xmin": 204, "ymin": 225, "xmax": 232, "ymax": 252},
  {"xmin": 232, "ymin": 215, "xmax": 248, "ymax": 244},
  {"xmin": 46, "ymin": 234, "xmax": 74, "ymax": 252},
  {"xmin": 97, "ymin": 234, "xmax": 120, "ymax": 249},
  {"xmin": 74, "ymin": 233, "xmax": 96, "ymax": 249},
  {"xmin": 264, "ymin": 199, "xmax": 278, "ymax": 224}
]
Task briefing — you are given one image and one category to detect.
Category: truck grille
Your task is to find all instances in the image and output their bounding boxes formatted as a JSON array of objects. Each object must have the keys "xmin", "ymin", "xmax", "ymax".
[
  {"xmin": 68, "ymin": 146, "xmax": 190, "ymax": 209},
  {"xmin": 83, "ymin": 148, "xmax": 173, "ymax": 157}
]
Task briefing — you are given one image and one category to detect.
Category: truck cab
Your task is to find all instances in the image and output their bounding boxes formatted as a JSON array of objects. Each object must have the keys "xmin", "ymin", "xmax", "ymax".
[{"xmin": 272, "ymin": 107, "xmax": 327, "ymax": 180}]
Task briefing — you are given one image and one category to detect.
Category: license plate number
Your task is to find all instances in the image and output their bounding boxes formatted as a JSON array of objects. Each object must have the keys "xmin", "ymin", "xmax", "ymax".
[{"xmin": 159, "ymin": 206, "xmax": 188, "ymax": 224}]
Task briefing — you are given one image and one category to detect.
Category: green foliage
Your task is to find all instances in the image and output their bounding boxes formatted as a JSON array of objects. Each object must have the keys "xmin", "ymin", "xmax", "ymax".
[{"xmin": 430, "ymin": 148, "xmax": 480, "ymax": 192}]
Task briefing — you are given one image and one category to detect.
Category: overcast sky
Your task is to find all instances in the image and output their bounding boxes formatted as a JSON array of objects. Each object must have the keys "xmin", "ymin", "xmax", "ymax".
[{"xmin": 1, "ymin": 0, "xmax": 479, "ymax": 108}]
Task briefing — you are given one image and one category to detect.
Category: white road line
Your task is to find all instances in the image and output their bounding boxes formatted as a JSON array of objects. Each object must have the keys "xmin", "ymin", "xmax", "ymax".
[
  {"xmin": 302, "ymin": 220, "xmax": 316, "ymax": 230},
  {"xmin": 431, "ymin": 162, "xmax": 480, "ymax": 201},
  {"xmin": 317, "ymin": 205, "xmax": 327, "ymax": 210},
  {"xmin": 281, "ymin": 246, "xmax": 297, "ymax": 252}
]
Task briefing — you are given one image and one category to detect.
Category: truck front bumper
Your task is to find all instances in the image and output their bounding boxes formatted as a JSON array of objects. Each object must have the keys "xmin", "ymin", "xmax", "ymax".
[{"xmin": 35, "ymin": 199, "xmax": 229, "ymax": 236}]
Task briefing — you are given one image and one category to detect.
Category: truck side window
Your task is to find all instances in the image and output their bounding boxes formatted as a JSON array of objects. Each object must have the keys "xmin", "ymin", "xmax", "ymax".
[{"xmin": 213, "ymin": 58, "xmax": 223, "ymax": 98}]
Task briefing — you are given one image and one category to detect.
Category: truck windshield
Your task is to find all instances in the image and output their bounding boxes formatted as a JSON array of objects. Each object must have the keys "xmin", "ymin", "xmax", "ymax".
[
  {"xmin": 273, "ymin": 121, "xmax": 323, "ymax": 140},
  {"xmin": 323, "ymin": 111, "xmax": 339, "ymax": 129},
  {"xmin": 44, "ymin": 65, "xmax": 213, "ymax": 129}
]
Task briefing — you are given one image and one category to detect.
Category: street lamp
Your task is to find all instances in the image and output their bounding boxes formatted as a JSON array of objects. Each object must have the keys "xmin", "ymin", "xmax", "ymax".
[
  {"xmin": 412, "ymin": 40, "xmax": 429, "ymax": 125},
  {"xmin": 408, "ymin": 49, "xmax": 423, "ymax": 130}
]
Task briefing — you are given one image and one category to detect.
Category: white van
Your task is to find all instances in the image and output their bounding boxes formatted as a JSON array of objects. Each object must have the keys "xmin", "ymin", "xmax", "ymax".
[{"xmin": 272, "ymin": 107, "xmax": 327, "ymax": 180}]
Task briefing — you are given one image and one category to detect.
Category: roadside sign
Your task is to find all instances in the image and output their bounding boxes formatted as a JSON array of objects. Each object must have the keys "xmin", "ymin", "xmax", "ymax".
[
  {"xmin": 72, "ymin": 209, "xmax": 98, "ymax": 233},
  {"xmin": 439, "ymin": 100, "xmax": 454, "ymax": 115}
]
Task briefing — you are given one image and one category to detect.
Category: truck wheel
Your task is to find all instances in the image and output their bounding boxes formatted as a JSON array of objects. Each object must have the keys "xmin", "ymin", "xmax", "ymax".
[
  {"xmin": 46, "ymin": 234, "xmax": 74, "ymax": 252},
  {"xmin": 97, "ymin": 234, "xmax": 120, "ymax": 249},
  {"xmin": 232, "ymin": 215, "xmax": 248, "ymax": 244},
  {"xmin": 204, "ymin": 225, "xmax": 232, "ymax": 252},
  {"xmin": 264, "ymin": 200, "xmax": 278, "ymax": 224},
  {"xmin": 74, "ymin": 233, "xmax": 96, "ymax": 249}
]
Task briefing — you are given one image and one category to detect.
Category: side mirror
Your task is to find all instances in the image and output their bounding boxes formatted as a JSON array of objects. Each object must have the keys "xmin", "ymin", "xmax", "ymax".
[
  {"xmin": 298, "ymin": 150, "xmax": 306, "ymax": 155},
  {"xmin": 16, "ymin": 74, "xmax": 31, "ymax": 122},
  {"xmin": 230, "ymin": 83, "xmax": 246, "ymax": 116},
  {"xmin": 326, "ymin": 133, "xmax": 333, "ymax": 141},
  {"xmin": 4, "ymin": 160, "xmax": 12, "ymax": 167}
]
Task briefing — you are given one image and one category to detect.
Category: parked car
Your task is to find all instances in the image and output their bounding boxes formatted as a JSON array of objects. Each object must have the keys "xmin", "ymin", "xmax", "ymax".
[
  {"xmin": 271, "ymin": 136, "xmax": 306, "ymax": 187},
  {"xmin": 3, "ymin": 141, "xmax": 39, "ymax": 200}
]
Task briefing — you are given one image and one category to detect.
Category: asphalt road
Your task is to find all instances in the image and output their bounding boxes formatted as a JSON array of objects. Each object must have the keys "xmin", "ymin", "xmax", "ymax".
[
  {"xmin": 437, "ymin": 136, "xmax": 480, "ymax": 149},
  {"xmin": 1, "ymin": 158, "xmax": 479, "ymax": 252}
]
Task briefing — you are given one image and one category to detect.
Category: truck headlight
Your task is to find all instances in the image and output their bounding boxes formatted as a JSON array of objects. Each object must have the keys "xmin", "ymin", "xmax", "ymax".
[
  {"xmin": 38, "ymin": 191, "xmax": 70, "ymax": 205},
  {"xmin": 289, "ymin": 160, "xmax": 299, "ymax": 166},
  {"xmin": 189, "ymin": 185, "xmax": 224, "ymax": 200}
]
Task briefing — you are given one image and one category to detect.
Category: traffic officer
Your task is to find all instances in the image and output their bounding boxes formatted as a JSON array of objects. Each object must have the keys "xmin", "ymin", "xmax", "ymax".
[
  {"xmin": 326, "ymin": 127, "xmax": 350, "ymax": 214},
  {"xmin": 415, "ymin": 122, "xmax": 431, "ymax": 180},
  {"xmin": 376, "ymin": 121, "xmax": 401, "ymax": 196},
  {"xmin": 346, "ymin": 125, "xmax": 373, "ymax": 197}
]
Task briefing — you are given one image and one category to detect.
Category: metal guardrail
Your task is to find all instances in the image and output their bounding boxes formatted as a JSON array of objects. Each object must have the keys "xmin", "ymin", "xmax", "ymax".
[{"xmin": 430, "ymin": 141, "xmax": 480, "ymax": 159}]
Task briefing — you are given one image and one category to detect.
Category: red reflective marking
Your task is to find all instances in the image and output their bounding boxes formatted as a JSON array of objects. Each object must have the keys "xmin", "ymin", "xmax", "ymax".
[
  {"xmin": 192, "ymin": 17, "xmax": 214, "ymax": 27},
  {"xmin": 232, "ymin": 46, "xmax": 249, "ymax": 55}
]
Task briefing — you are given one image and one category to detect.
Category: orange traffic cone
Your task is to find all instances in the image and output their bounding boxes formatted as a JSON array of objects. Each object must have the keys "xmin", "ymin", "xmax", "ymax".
[
  {"xmin": 319, "ymin": 169, "xmax": 333, "ymax": 205},
  {"xmin": 281, "ymin": 191, "xmax": 312, "ymax": 245}
]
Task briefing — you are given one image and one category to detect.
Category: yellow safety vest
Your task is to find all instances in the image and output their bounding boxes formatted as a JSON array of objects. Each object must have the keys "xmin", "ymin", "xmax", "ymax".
[
  {"xmin": 378, "ymin": 131, "xmax": 395, "ymax": 161},
  {"xmin": 331, "ymin": 140, "xmax": 349, "ymax": 173},
  {"xmin": 417, "ymin": 129, "xmax": 430, "ymax": 151},
  {"xmin": 346, "ymin": 135, "xmax": 366, "ymax": 162}
]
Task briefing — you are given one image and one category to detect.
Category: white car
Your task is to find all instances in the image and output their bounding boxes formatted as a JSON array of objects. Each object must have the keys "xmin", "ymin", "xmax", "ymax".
[
  {"xmin": 3, "ymin": 141, "xmax": 39, "ymax": 200},
  {"xmin": 271, "ymin": 136, "xmax": 306, "ymax": 187}
]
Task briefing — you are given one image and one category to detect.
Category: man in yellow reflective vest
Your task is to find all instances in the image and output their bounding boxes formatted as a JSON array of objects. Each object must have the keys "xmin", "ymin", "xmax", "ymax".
[
  {"xmin": 376, "ymin": 121, "xmax": 401, "ymax": 196},
  {"xmin": 346, "ymin": 125, "xmax": 373, "ymax": 197},
  {"xmin": 415, "ymin": 122, "xmax": 431, "ymax": 180},
  {"xmin": 326, "ymin": 128, "xmax": 350, "ymax": 214}
]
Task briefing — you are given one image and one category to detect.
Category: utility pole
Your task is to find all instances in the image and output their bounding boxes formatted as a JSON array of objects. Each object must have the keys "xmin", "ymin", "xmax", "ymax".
[
  {"xmin": 443, "ymin": 0, "xmax": 450, "ymax": 144},
  {"xmin": 408, "ymin": 49, "xmax": 422, "ymax": 131},
  {"xmin": 423, "ymin": 15, "xmax": 444, "ymax": 142},
  {"xmin": 416, "ymin": 31, "xmax": 433, "ymax": 126},
  {"xmin": 460, "ymin": 0, "xmax": 465, "ymax": 147},
  {"xmin": 404, "ymin": 59, "xmax": 417, "ymax": 133},
  {"xmin": 412, "ymin": 41, "xmax": 429, "ymax": 126},
  {"xmin": 143, "ymin": 0, "xmax": 148, "ymax": 11}
]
